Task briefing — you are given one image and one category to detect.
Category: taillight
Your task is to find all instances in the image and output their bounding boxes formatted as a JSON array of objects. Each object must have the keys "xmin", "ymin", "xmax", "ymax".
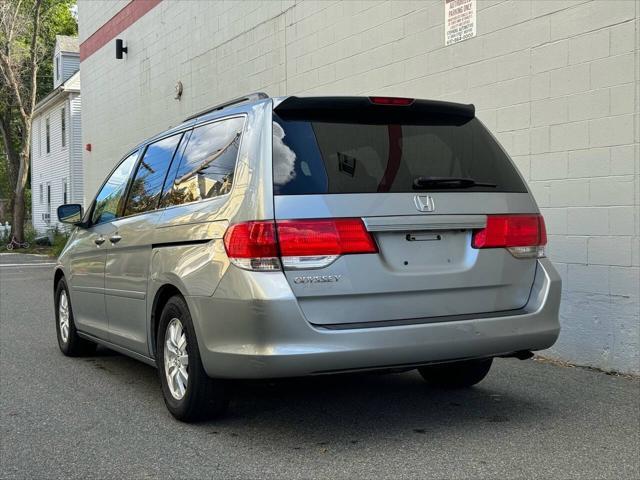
[
  {"xmin": 223, "ymin": 218, "xmax": 378, "ymax": 271},
  {"xmin": 278, "ymin": 218, "xmax": 378, "ymax": 269},
  {"xmin": 472, "ymin": 214, "xmax": 547, "ymax": 259},
  {"xmin": 369, "ymin": 96, "xmax": 414, "ymax": 106},
  {"xmin": 223, "ymin": 221, "xmax": 280, "ymax": 271}
]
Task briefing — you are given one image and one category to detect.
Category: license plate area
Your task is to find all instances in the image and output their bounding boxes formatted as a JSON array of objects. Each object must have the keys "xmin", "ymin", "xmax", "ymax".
[{"xmin": 375, "ymin": 230, "xmax": 472, "ymax": 271}]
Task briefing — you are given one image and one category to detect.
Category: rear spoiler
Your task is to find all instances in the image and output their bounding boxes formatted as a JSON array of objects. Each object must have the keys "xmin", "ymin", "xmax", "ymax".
[{"xmin": 274, "ymin": 96, "xmax": 475, "ymax": 125}]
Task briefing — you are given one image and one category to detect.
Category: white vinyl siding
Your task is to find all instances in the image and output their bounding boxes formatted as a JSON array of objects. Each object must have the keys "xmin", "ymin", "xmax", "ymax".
[
  {"xmin": 61, "ymin": 53, "xmax": 79, "ymax": 84},
  {"xmin": 69, "ymin": 92, "xmax": 83, "ymax": 204},
  {"xmin": 53, "ymin": 39, "xmax": 79, "ymax": 89}
]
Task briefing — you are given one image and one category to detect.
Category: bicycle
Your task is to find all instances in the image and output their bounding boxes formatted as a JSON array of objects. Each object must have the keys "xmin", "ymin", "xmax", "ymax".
[{"xmin": 6, "ymin": 236, "xmax": 30, "ymax": 250}]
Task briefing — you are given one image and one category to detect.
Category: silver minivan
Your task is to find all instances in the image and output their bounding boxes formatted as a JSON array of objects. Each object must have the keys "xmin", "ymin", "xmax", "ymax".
[{"xmin": 55, "ymin": 94, "xmax": 561, "ymax": 422}]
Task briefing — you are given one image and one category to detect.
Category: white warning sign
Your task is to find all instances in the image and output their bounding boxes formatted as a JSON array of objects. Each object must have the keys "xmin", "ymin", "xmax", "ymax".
[{"xmin": 445, "ymin": 0, "xmax": 476, "ymax": 46}]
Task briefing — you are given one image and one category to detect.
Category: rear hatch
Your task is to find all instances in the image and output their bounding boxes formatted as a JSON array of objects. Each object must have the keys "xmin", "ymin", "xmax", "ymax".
[{"xmin": 271, "ymin": 96, "xmax": 542, "ymax": 327}]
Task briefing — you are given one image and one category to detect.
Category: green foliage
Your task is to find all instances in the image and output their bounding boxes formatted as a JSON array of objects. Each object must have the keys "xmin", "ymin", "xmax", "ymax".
[
  {"xmin": 0, "ymin": 151, "xmax": 8, "ymax": 199},
  {"xmin": 23, "ymin": 222, "xmax": 37, "ymax": 243},
  {"xmin": 51, "ymin": 228, "xmax": 69, "ymax": 257}
]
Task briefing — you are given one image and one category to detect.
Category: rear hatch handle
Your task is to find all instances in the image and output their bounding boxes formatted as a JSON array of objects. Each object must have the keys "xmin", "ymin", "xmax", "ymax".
[{"xmin": 363, "ymin": 215, "xmax": 487, "ymax": 232}]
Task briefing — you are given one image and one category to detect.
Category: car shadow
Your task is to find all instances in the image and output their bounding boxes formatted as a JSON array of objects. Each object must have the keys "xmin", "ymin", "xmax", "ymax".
[
  {"xmin": 222, "ymin": 370, "xmax": 551, "ymax": 436},
  {"xmin": 82, "ymin": 347, "xmax": 555, "ymax": 443}
]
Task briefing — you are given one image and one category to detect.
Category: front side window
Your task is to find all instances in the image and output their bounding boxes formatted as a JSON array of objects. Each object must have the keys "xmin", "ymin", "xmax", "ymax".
[
  {"xmin": 61, "ymin": 107, "xmax": 66, "ymax": 148},
  {"xmin": 92, "ymin": 151, "xmax": 138, "ymax": 225},
  {"xmin": 161, "ymin": 117, "xmax": 244, "ymax": 207},
  {"xmin": 124, "ymin": 134, "xmax": 182, "ymax": 216}
]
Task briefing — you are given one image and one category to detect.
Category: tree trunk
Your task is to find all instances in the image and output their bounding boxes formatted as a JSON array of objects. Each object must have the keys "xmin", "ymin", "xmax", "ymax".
[
  {"xmin": 0, "ymin": 113, "xmax": 20, "ymax": 211},
  {"xmin": 11, "ymin": 123, "xmax": 31, "ymax": 243},
  {"xmin": 12, "ymin": 184, "xmax": 25, "ymax": 242}
]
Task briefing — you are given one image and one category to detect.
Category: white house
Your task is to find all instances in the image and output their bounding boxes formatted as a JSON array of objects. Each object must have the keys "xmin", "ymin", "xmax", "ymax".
[{"xmin": 30, "ymin": 35, "xmax": 83, "ymax": 233}]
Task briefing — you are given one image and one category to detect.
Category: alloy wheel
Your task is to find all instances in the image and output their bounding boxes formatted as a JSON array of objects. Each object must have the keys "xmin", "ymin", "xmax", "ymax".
[
  {"xmin": 164, "ymin": 318, "xmax": 189, "ymax": 400},
  {"xmin": 58, "ymin": 291, "xmax": 70, "ymax": 343}
]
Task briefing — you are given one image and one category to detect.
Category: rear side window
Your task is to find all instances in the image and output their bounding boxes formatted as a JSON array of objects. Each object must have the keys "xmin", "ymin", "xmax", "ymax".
[
  {"xmin": 92, "ymin": 151, "xmax": 138, "ymax": 225},
  {"xmin": 273, "ymin": 115, "xmax": 526, "ymax": 194},
  {"xmin": 124, "ymin": 133, "xmax": 182, "ymax": 216},
  {"xmin": 161, "ymin": 117, "xmax": 244, "ymax": 207}
]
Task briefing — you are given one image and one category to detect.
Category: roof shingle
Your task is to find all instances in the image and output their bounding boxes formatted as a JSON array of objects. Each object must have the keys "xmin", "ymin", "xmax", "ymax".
[{"xmin": 56, "ymin": 35, "xmax": 79, "ymax": 53}]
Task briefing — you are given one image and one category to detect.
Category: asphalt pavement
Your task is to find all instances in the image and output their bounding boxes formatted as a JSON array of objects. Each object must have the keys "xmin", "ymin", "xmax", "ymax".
[{"xmin": 1, "ymin": 254, "xmax": 639, "ymax": 479}]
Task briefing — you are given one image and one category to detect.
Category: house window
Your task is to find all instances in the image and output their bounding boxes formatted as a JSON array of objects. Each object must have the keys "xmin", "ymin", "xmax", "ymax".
[
  {"xmin": 39, "ymin": 184, "xmax": 43, "ymax": 204},
  {"xmin": 46, "ymin": 182, "xmax": 51, "ymax": 221},
  {"xmin": 45, "ymin": 117, "xmax": 50, "ymax": 153},
  {"xmin": 61, "ymin": 107, "xmax": 66, "ymax": 148},
  {"xmin": 63, "ymin": 179, "xmax": 68, "ymax": 204},
  {"xmin": 55, "ymin": 56, "xmax": 59, "ymax": 80}
]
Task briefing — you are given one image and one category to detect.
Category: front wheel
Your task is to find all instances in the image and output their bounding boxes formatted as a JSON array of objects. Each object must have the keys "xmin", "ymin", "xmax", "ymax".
[
  {"xmin": 156, "ymin": 295, "xmax": 228, "ymax": 422},
  {"xmin": 418, "ymin": 358, "xmax": 493, "ymax": 388},
  {"xmin": 55, "ymin": 278, "xmax": 96, "ymax": 356}
]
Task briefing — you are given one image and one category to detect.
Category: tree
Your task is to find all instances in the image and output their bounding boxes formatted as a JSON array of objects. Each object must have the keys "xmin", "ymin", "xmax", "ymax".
[{"xmin": 0, "ymin": 0, "xmax": 76, "ymax": 243}]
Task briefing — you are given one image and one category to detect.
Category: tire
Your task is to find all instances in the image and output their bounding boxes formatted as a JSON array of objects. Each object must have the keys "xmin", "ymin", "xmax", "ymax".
[
  {"xmin": 156, "ymin": 295, "xmax": 228, "ymax": 422},
  {"xmin": 418, "ymin": 358, "xmax": 493, "ymax": 388},
  {"xmin": 6, "ymin": 243, "xmax": 13, "ymax": 250},
  {"xmin": 55, "ymin": 278, "xmax": 97, "ymax": 356}
]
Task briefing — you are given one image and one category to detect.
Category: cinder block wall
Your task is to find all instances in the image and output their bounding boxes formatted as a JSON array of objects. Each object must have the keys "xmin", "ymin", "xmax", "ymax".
[{"xmin": 78, "ymin": 0, "xmax": 639, "ymax": 373}]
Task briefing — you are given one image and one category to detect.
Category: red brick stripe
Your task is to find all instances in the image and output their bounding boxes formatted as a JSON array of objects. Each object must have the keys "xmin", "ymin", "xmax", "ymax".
[{"xmin": 79, "ymin": 0, "xmax": 162, "ymax": 61}]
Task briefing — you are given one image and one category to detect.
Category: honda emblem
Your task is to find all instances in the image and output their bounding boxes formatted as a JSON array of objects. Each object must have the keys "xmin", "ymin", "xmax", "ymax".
[{"xmin": 414, "ymin": 194, "xmax": 435, "ymax": 212}]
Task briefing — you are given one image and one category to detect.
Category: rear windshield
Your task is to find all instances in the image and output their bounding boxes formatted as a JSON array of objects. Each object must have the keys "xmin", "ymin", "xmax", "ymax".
[{"xmin": 272, "ymin": 114, "xmax": 527, "ymax": 195}]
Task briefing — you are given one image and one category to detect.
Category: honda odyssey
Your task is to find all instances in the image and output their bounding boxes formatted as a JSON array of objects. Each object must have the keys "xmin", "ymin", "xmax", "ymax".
[{"xmin": 54, "ymin": 94, "xmax": 561, "ymax": 422}]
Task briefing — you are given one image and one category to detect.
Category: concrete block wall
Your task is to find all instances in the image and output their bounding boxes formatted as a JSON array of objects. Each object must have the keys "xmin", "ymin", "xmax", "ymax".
[{"xmin": 78, "ymin": 0, "xmax": 639, "ymax": 373}]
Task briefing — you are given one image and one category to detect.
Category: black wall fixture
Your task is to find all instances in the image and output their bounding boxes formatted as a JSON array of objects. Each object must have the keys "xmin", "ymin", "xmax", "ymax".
[{"xmin": 115, "ymin": 39, "xmax": 128, "ymax": 59}]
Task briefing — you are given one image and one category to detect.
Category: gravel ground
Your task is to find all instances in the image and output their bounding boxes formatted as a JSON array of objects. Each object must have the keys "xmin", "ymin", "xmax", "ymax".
[{"xmin": 1, "ymin": 256, "xmax": 639, "ymax": 479}]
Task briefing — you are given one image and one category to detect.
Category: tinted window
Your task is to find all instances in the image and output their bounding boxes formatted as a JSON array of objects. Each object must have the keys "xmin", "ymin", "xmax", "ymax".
[
  {"xmin": 92, "ymin": 152, "xmax": 138, "ymax": 225},
  {"xmin": 124, "ymin": 134, "xmax": 182, "ymax": 216},
  {"xmin": 273, "ymin": 115, "xmax": 526, "ymax": 194},
  {"xmin": 161, "ymin": 117, "xmax": 244, "ymax": 207}
]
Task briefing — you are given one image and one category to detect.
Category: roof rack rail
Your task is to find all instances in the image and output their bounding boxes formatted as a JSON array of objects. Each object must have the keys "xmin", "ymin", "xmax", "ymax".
[{"xmin": 183, "ymin": 92, "xmax": 270, "ymax": 122}]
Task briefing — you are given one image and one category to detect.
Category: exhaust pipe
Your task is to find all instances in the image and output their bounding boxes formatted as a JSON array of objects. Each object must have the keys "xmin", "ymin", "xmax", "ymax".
[{"xmin": 500, "ymin": 350, "xmax": 534, "ymax": 360}]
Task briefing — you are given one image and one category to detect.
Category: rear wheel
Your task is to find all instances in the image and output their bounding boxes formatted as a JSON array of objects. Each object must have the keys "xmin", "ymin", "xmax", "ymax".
[
  {"xmin": 55, "ymin": 278, "xmax": 96, "ymax": 356},
  {"xmin": 418, "ymin": 358, "xmax": 493, "ymax": 388},
  {"xmin": 156, "ymin": 295, "xmax": 228, "ymax": 422}
]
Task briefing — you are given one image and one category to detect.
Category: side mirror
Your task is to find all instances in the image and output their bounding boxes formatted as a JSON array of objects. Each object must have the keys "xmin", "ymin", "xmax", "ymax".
[{"xmin": 57, "ymin": 204, "xmax": 83, "ymax": 225}]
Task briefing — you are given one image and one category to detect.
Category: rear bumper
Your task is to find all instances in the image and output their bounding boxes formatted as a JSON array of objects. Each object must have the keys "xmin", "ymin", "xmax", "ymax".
[{"xmin": 188, "ymin": 258, "xmax": 561, "ymax": 378}]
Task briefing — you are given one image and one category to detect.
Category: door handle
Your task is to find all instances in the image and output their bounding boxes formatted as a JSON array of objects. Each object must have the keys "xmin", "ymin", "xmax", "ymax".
[
  {"xmin": 94, "ymin": 237, "xmax": 105, "ymax": 246},
  {"xmin": 109, "ymin": 234, "xmax": 122, "ymax": 244}
]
